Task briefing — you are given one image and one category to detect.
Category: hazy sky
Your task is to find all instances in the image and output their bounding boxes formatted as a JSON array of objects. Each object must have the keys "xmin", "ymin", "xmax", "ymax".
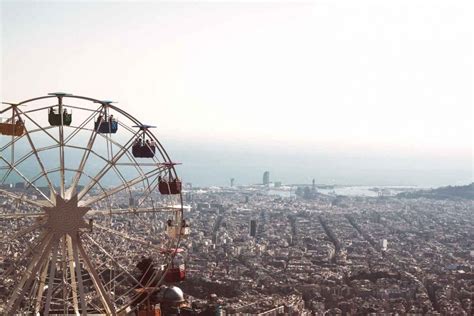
[{"xmin": 1, "ymin": 1, "xmax": 473, "ymax": 186}]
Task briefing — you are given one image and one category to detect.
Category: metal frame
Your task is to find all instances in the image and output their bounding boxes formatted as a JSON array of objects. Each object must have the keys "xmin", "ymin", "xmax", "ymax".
[{"xmin": 0, "ymin": 93, "xmax": 185, "ymax": 314}]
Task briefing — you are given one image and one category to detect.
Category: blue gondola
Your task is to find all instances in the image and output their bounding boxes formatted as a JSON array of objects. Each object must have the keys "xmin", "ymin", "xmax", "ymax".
[{"xmin": 94, "ymin": 117, "xmax": 118, "ymax": 133}]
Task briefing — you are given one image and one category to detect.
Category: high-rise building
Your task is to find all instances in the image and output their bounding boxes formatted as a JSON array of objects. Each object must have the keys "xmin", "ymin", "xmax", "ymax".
[
  {"xmin": 262, "ymin": 171, "xmax": 270, "ymax": 185},
  {"xmin": 249, "ymin": 219, "xmax": 257, "ymax": 237},
  {"xmin": 15, "ymin": 182, "xmax": 25, "ymax": 189},
  {"xmin": 230, "ymin": 178, "xmax": 235, "ymax": 187},
  {"xmin": 381, "ymin": 239, "xmax": 388, "ymax": 251}
]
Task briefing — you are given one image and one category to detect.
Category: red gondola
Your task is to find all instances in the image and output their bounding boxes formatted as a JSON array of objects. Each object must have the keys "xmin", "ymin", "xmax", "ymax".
[
  {"xmin": 159, "ymin": 162, "xmax": 182, "ymax": 195},
  {"xmin": 164, "ymin": 264, "xmax": 186, "ymax": 283},
  {"xmin": 160, "ymin": 248, "xmax": 184, "ymax": 255},
  {"xmin": 159, "ymin": 179, "xmax": 181, "ymax": 195},
  {"xmin": 0, "ymin": 120, "xmax": 25, "ymax": 136},
  {"xmin": 132, "ymin": 124, "xmax": 157, "ymax": 158},
  {"xmin": 132, "ymin": 142, "xmax": 156, "ymax": 158}
]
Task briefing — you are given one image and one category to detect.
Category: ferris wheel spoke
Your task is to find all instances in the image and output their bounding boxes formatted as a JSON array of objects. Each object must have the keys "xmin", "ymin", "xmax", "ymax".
[
  {"xmin": 16, "ymin": 107, "xmax": 59, "ymax": 144},
  {"xmin": 92, "ymin": 222, "xmax": 160, "ymax": 250},
  {"xmin": 80, "ymin": 165, "xmax": 165, "ymax": 207},
  {"xmin": 57, "ymin": 98, "xmax": 67, "ymax": 198},
  {"xmin": 83, "ymin": 234, "xmax": 142, "ymax": 287},
  {"xmin": 133, "ymin": 175, "xmax": 161, "ymax": 209},
  {"xmin": 67, "ymin": 122, "xmax": 102, "ymax": 199},
  {"xmin": 77, "ymin": 130, "xmax": 141, "ymax": 201},
  {"xmin": 80, "ymin": 128, "xmax": 154, "ymax": 194},
  {"xmin": 0, "ymin": 157, "xmax": 53, "ymax": 204},
  {"xmin": 63, "ymin": 105, "xmax": 102, "ymax": 145},
  {"xmin": 1, "ymin": 143, "xmax": 60, "ymax": 179},
  {"xmin": 0, "ymin": 188, "xmax": 48, "ymax": 208},
  {"xmin": 21, "ymin": 124, "xmax": 58, "ymax": 197},
  {"xmin": 87, "ymin": 205, "xmax": 184, "ymax": 216},
  {"xmin": 0, "ymin": 126, "xmax": 55, "ymax": 155},
  {"xmin": 76, "ymin": 236, "xmax": 116, "ymax": 315},
  {"xmin": 0, "ymin": 212, "xmax": 44, "ymax": 220},
  {"xmin": 5, "ymin": 232, "xmax": 54, "ymax": 313},
  {"xmin": 119, "ymin": 144, "xmax": 153, "ymax": 197},
  {"xmin": 0, "ymin": 149, "xmax": 33, "ymax": 185}
]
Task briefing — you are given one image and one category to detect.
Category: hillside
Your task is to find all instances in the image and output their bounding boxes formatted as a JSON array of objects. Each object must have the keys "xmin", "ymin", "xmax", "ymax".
[{"xmin": 397, "ymin": 183, "xmax": 473, "ymax": 200}]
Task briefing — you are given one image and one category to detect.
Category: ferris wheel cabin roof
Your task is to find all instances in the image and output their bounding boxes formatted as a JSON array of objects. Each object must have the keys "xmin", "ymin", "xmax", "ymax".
[
  {"xmin": 48, "ymin": 92, "xmax": 73, "ymax": 97},
  {"xmin": 133, "ymin": 124, "xmax": 157, "ymax": 130},
  {"xmin": 2, "ymin": 102, "xmax": 19, "ymax": 106},
  {"xmin": 94, "ymin": 100, "xmax": 116, "ymax": 104},
  {"xmin": 162, "ymin": 162, "xmax": 182, "ymax": 166}
]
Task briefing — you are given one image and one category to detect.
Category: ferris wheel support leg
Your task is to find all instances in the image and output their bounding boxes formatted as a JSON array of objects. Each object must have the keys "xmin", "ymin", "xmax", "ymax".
[
  {"xmin": 34, "ymin": 253, "xmax": 51, "ymax": 314},
  {"xmin": 84, "ymin": 234, "xmax": 142, "ymax": 286},
  {"xmin": 77, "ymin": 236, "xmax": 116, "ymax": 315},
  {"xmin": 67, "ymin": 234, "xmax": 80, "ymax": 315},
  {"xmin": 71, "ymin": 234, "xmax": 87, "ymax": 315},
  {"xmin": 5, "ymin": 232, "xmax": 54, "ymax": 314},
  {"xmin": 2, "ymin": 230, "xmax": 48, "ymax": 281},
  {"xmin": 43, "ymin": 238, "xmax": 59, "ymax": 316}
]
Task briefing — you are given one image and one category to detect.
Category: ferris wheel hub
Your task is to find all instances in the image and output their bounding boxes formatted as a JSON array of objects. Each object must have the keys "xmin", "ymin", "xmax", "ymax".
[{"xmin": 42, "ymin": 194, "xmax": 91, "ymax": 233}]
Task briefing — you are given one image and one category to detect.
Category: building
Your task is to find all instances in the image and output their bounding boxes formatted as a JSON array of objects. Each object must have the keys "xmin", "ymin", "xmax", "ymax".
[
  {"xmin": 249, "ymin": 219, "xmax": 257, "ymax": 237},
  {"xmin": 381, "ymin": 239, "xmax": 388, "ymax": 251},
  {"xmin": 262, "ymin": 171, "xmax": 270, "ymax": 185}
]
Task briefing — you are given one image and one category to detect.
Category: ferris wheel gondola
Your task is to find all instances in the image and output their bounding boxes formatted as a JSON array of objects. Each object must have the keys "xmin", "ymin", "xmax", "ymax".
[{"xmin": 0, "ymin": 93, "xmax": 189, "ymax": 315}]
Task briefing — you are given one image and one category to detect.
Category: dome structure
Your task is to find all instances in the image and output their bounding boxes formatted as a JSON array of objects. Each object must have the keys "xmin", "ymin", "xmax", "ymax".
[{"xmin": 159, "ymin": 286, "xmax": 185, "ymax": 304}]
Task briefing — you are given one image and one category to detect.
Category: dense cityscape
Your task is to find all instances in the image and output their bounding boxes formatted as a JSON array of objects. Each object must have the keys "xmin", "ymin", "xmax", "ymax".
[
  {"xmin": 1, "ymin": 169, "xmax": 473, "ymax": 315},
  {"xmin": 178, "ymin": 175, "xmax": 473, "ymax": 315}
]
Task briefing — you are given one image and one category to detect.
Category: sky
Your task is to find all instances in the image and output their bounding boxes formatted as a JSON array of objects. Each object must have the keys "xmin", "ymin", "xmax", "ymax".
[{"xmin": 1, "ymin": 0, "xmax": 473, "ymax": 187}]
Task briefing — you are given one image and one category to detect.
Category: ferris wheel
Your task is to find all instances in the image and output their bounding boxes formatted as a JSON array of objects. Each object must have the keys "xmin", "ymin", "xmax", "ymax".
[{"xmin": 0, "ymin": 93, "xmax": 189, "ymax": 315}]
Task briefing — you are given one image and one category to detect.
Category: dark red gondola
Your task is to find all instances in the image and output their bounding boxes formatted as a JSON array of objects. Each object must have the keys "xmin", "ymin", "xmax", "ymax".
[
  {"xmin": 132, "ymin": 124, "xmax": 157, "ymax": 158},
  {"xmin": 164, "ymin": 264, "xmax": 186, "ymax": 283},
  {"xmin": 132, "ymin": 142, "xmax": 156, "ymax": 158},
  {"xmin": 159, "ymin": 179, "xmax": 182, "ymax": 195}
]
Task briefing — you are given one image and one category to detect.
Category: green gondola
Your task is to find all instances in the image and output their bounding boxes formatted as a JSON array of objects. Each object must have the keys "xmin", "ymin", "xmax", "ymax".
[{"xmin": 48, "ymin": 107, "xmax": 72, "ymax": 126}]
